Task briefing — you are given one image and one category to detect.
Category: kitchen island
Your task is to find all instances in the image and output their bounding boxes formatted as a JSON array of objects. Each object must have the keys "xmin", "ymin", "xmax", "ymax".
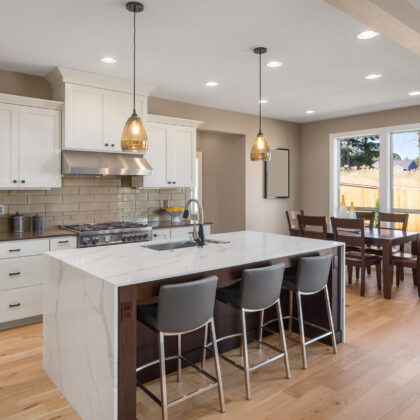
[{"xmin": 43, "ymin": 231, "xmax": 345, "ymax": 420}]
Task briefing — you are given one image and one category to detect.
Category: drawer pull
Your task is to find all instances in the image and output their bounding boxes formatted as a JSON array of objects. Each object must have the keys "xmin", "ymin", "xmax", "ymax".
[
  {"xmin": 9, "ymin": 272, "xmax": 21, "ymax": 276},
  {"xmin": 58, "ymin": 240, "xmax": 69, "ymax": 244},
  {"xmin": 8, "ymin": 249, "xmax": 21, "ymax": 252},
  {"xmin": 9, "ymin": 303, "xmax": 21, "ymax": 308}
]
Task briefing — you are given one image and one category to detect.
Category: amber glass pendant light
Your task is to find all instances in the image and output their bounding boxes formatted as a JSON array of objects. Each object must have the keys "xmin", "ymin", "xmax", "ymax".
[
  {"xmin": 250, "ymin": 47, "xmax": 271, "ymax": 161},
  {"xmin": 121, "ymin": 2, "xmax": 148, "ymax": 153}
]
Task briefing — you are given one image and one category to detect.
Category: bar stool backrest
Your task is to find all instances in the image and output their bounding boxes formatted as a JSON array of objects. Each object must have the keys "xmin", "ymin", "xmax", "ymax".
[
  {"xmin": 157, "ymin": 276, "xmax": 218, "ymax": 333},
  {"xmin": 296, "ymin": 254, "xmax": 333, "ymax": 293},
  {"xmin": 239, "ymin": 263, "xmax": 285, "ymax": 310}
]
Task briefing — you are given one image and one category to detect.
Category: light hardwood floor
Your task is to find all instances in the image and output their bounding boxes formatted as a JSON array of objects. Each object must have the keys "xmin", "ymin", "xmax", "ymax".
[{"xmin": 2, "ymin": 273, "xmax": 420, "ymax": 420}]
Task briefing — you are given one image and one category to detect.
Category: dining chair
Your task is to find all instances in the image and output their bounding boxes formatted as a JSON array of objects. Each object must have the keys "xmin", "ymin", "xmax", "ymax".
[
  {"xmin": 391, "ymin": 235, "xmax": 420, "ymax": 298},
  {"xmin": 356, "ymin": 211, "xmax": 375, "ymax": 229},
  {"xmin": 286, "ymin": 210, "xmax": 304, "ymax": 236},
  {"xmin": 297, "ymin": 215, "xmax": 328, "ymax": 240},
  {"xmin": 331, "ymin": 217, "xmax": 382, "ymax": 296},
  {"xmin": 379, "ymin": 212, "xmax": 409, "ymax": 285}
]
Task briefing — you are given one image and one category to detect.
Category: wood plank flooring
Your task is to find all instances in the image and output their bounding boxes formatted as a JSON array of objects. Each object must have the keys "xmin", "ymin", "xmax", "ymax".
[{"xmin": 2, "ymin": 272, "xmax": 420, "ymax": 419}]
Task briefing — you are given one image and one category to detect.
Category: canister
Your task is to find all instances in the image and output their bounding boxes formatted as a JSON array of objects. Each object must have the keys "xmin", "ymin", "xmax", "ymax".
[
  {"xmin": 12, "ymin": 212, "xmax": 24, "ymax": 233},
  {"xmin": 32, "ymin": 213, "xmax": 42, "ymax": 233}
]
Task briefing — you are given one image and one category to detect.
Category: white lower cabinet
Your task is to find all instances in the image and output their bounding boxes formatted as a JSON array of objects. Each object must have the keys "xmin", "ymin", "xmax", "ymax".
[
  {"xmin": 0, "ymin": 236, "xmax": 76, "ymax": 329},
  {"xmin": 152, "ymin": 225, "xmax": 211, "ymax": 241},
  {"xmin": 152, "ymin": 228, "xmax": 171, "ymax": 241}
]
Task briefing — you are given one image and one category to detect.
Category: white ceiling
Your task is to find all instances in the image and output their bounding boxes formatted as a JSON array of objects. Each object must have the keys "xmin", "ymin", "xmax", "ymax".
[{"xmin": 1, "ymin": 0, "xmax": 420, "ymax": 123}]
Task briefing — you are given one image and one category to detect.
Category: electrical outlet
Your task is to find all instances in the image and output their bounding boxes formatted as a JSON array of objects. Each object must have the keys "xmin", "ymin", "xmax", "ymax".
[{"xmin": 0, "ymin": 205, "xmax": 4, "ymax": 215}]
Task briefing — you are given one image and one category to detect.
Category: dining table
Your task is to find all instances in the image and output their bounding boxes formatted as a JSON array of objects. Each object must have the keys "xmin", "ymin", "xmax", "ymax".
[{"xmin": 290, "ymin": 226, "xmax": 419, "ymax": 299}]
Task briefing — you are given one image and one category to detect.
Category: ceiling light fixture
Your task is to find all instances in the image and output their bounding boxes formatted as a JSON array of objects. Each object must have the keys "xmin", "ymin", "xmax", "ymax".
[
  {"xmin": 266, "ymin": 61, "xmax": 282, "ymax": 68},
  {"xmin": 100, "ymin": 56, "xmax": 117, "ymax": 64},
  {"xmin": 305, "ymin": 110, "xmax": 315, "ymax": 114},
  {"xmin": 250, "ymin": 47, "xmax": 270, "ymax": 162},
  {"xmin": 205, "ymin": 81, "xmax": 219, "ymax": 87},
  {"xmin": 408, "ymin": 91, "xmax": 420, "ymax": 96},
  {"xmin": 121, "ymin": 2, "xmax": 148, "ymax": 153},
  {"xmin": 258, "ymin": 99, "xmax": 268, "ymax": 104},
  {"xmin": 356, "ymin": 30, "xmax": 379, "ymax": 40},
  {"xmin": 365, "ymin": 74, "xmax": 382, "ymax": 80}
]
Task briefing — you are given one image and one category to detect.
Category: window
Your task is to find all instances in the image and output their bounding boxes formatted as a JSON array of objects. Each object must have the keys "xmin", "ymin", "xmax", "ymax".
[
  {"xmin": 331, "ymin": 124, "xmax": 420, "ymax": 231},
  {"xmin": 339, "ymin": 136, "xmax": 380, "ymax": 210},
  {"xmin": 392, "ymin": 131, "xmax": 420, "ymax": 231}
]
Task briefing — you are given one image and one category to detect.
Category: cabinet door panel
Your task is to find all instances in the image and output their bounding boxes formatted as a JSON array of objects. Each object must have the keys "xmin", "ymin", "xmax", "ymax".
[
  {"xmin": 0, "ymin": 103, "xmax": 19, "ymax": 188},
  {"xmin": 110, "ymin": 92, "xmax": 133, "ymax": 152},
  {"xmin": 142, "ymin": 122, "xmax": 170, "ymax": 187},
  {"xmin": 65, "ymin": 85, "xmax": 109, "ymax": 151},
  {"xmin": 171, "ymin": 126, "xmax": 196, "ymax": 187},
  {"xmin": 19, "ymin": 106, "xmax": 61, "ymax": 188}
]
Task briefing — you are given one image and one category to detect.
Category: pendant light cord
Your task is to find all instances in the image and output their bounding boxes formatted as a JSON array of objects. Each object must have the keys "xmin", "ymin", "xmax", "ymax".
[
  {"xmin": 133, "ymin": 9, "xmax": 136, "ymax": 114},
  {"xmin": 258, "ymin": 51, "xmax": 262, "ymax": 134}
]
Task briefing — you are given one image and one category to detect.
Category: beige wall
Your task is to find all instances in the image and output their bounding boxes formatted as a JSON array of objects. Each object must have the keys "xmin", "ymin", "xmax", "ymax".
[
  {"xmin": 149, "ymin": 97, "xmax": 301, "ymax": 234},
  {"xmin": 0, "ymin": 69, "xmax": 51, "ymax": 99},
  {"xmin": 300, "ymin": 105, "xmax": 420, "ymax": 216},
  {"xmin": 197, "ymin": 131, "xmax": 246, "ymax": 234}
]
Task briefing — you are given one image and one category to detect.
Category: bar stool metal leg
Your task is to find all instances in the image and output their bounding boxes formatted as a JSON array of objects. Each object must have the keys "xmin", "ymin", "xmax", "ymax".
[
  {"xmin": 210, "ymin": 317, "xmax": 226, "ymax": 413},
  {"xmin": 258, "ymin": 310, "xmax": 264, "ymax": 349},
  {"xmin": 159, "ymin": 332, "xmax": 169, "ymax": 420},
  {"xmin": 177, "ymin": 334, "xmax": 182, "ymax": 382},
  {"xmin": 240, "ymin": 309, "xmax": 251, "ymax": 400},
  {"xmin": 276, "ymin": 299, "xmax": 291, "ymax": 378},
  {"xmin": 296, "ymin": 292, "xmax": 307, "ymax": 369},
  {"xmin": 288, "ymin": 289, "xmax": 293, "ymax": 332},
  {"xmin": 324, "ymin": 286, "xmax": 338, "ymax": 354},
  {"xmin": 201, "ymin": 323, "xmax": 208, "ymax": 369}
]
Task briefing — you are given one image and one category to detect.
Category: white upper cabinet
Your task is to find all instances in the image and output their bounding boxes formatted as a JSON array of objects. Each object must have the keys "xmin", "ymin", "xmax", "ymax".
[
  {"xmin": 0, "ymin": 95, "xmax": 62, "ymax": 190},
  {"xmin": 47, "ymin": 67, "xmax": 150, "ymax": 153},
  {"xmin": 137, "ymin": 115, "xmax": 201, "ymax": 189}
]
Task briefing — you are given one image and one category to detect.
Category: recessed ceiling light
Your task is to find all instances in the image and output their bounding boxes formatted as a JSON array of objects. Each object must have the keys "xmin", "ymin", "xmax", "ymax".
[
  {"xmin": 266, "ymin": 61, "xmax": 282, "ymax": 68},
  {"xmin": 365, "ymin": 74, "xmax": 382, "ymax": 80},
  {"xmin": 408, "ymin": 91, "xmax": 420, "ymax": 96},
  {"xmin": 205, "ymin": 81, "xmax": 219, "ymax": 87},
  {"xmin": 305, "ymin": 110, "xmax": 315, "ymax": 114},
  {"xmin": 257, "ymin": 99, "xmax": 269, "ymax": 104},
  {"xmin": 100, "ymin": 56, "xmax": 117, "ymax": 64},
  {"xmin": 356, "ymin": 30, "xmax": 379, "ymax": 40}
]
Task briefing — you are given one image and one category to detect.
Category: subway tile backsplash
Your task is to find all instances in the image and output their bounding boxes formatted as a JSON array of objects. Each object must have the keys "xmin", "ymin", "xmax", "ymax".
[{"xmin": 0, "ymin": 175, "xmax": 190, "ymax": 232}]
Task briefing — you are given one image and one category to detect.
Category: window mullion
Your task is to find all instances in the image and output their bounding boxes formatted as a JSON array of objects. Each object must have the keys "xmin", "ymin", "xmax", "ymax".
[{"xmin": 379, "ymin": 130, "xmax": 392, "ymax": 213}]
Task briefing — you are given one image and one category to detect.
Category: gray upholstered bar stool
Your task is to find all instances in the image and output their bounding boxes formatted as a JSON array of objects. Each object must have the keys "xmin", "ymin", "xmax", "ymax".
[
  {"xmin": 262, "ymin": 254, "xmax": 337, "ymax": 370},
  {"xmin": 136, "ymin": 276, "xmax": 225, "ymax": 420},
  {"xmin": 204, "ymin": 263, "xmax": 290, "ymax": 401}
]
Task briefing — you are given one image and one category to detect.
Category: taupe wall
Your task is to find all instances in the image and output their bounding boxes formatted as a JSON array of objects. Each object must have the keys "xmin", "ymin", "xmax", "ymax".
[
  {"xmin": 0, "ymin": 70, "xmax": 51, "ymax": 99},
  {"xmin": 149, "ymin": 97, "xmax": 301, "ymax": 234},
  {"xmin": 197, "ymin": 131, "xmax": 245, "ymax": 234},
  {"xmin": 300, "ymin": 105, "xmax": 420, "ymax": 216}
]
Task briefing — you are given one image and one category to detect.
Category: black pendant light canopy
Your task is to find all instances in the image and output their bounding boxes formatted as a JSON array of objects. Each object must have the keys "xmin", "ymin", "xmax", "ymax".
[
  {"xmin": 250, "ymin": 47, "xmax": 271, "ymax": 162},
  {"xmin": 121, "ymin": 1, "xmax": 148, "ymax": 153}
]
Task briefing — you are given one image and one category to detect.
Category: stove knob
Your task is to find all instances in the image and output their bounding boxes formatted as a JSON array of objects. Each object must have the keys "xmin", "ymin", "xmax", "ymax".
[
  {"xmin": 82, "ymin": 237, "xmax": 90, "ymax": 246},
  {"xmin": 92, "ymin": 237, "xmax": 99, "ymax": 245},
  {"xmin": 141, "ymin": 233, "xmax": 148, "ymax": 239},
  {"xmin": 122, "ymin": 234, "xmax": 127, "ymax": 242}
]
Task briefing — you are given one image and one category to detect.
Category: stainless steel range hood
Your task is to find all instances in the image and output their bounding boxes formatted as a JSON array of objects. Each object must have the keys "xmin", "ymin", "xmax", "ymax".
[{"xmin": 62, "ymin": 150, "xmax": 153, "ymax": 176}]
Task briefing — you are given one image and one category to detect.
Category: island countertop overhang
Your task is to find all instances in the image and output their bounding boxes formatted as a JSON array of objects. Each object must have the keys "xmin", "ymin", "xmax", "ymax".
[{"xmin": 45, "ymin": 231, "xmax": 344, "ymax": 288}]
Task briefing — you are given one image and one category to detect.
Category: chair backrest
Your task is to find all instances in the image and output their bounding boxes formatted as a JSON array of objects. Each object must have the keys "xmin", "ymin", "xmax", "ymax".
[
  {"xmin": 297, "ymin": 214, "xmax": 327, "ymax": 240},
  {"xmin": 157, "ymin": 276, "xmax": 218, "ymax": 333},
  {"xmin": 295, "ymin": 254, "xmax": 333, "ymax": 293},
  {"xmin": 378, "ymin": 212, "xmax": 408, "ymax": 231},
  {"xmin": 356, "ymin": 211, "xmax": 375, "ymax": 229},
  {"xmin": 331, "ymin": 217, "xmax": 366, "ymax": 251},
  {"xmin": 239, "ymin": 263, "xmax": 285, "ymax": 310},
  {"xmin": 286, "ymin": 210, "xmax": 304, "ymax": 234}
]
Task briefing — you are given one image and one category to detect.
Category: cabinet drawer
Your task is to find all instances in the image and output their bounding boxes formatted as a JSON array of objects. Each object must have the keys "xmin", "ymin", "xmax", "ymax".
[
  {"xmin": 152, "ymin": 228, "xmax": 171, "ymax": 241},
  {"xmin": 50, "ymin": 236, "xmax": 77, "ymax": 251},
  {"xmin": 0, "ymin": 255, "xmax": 43, "ymax": 291},
  {"xmin": 0, "ymin": 285, "xmax": 42, "ymax": 323},
  {"xmin": 0, "ymin": 239, "xmax": 49, "ymax": 259}
]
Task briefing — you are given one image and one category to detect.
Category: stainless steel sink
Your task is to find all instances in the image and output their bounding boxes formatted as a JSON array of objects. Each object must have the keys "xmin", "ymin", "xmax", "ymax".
[{"xmin": 143, "ymin": 240, "xmax": 199, "ymax": 251}]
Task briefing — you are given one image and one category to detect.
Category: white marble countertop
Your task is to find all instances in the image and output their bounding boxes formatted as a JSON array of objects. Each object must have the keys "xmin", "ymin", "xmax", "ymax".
[{"xmin": 45, "ymin": 231, "xmax": 343, "ymax": 288}]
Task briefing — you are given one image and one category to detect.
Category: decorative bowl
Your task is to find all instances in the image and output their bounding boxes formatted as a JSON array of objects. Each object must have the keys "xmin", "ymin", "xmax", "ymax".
[{"xmin": 165, "ymin": 209, "xmax": 184, "ymax": 222}]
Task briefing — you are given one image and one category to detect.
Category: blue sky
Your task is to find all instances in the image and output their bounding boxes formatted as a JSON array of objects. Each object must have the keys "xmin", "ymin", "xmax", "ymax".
[{"xmin": 393, "ymin": 131, "xmax": 419, "ymax": 160}]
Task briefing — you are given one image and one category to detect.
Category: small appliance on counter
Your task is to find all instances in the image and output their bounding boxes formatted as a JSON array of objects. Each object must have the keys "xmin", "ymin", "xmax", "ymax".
[
  {"xmin": 12, "ymin": 212, "xmax": 24, "ymax": 233},
  {"xmin": 32, "ymin": 213, "xmax": 43, "ymax": 232}
]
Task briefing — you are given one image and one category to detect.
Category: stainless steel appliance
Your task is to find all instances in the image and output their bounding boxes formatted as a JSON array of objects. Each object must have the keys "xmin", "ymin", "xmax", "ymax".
[{"xmin": 61, "ymin": 222, "xmax": 152, "ymax": 248}]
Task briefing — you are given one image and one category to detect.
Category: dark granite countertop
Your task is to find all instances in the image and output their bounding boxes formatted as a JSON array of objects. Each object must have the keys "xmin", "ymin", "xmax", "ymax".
[{"xmin": 0, "ymin": 228, "xmax": 78, "ymax": 242}]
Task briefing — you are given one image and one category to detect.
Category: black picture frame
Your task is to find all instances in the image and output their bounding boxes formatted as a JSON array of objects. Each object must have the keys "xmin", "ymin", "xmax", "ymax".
[{"xmin": 264, "ymin": 148, "xmax": 290, "ymax": 199}]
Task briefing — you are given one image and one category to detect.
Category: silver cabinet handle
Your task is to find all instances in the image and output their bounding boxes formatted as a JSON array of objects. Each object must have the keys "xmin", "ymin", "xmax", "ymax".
[
  {"xmin": 58, "ymin": 240, "xmax": 69, "ymax": 244},
  {"xmin": 9, "ymin": 249, "xmax": 21, "ymax": 252},
  {"xmin": 13, "ymin": 180, "xmax": 17, "ymax": 183},
  {"xmin": 21, "ymin": 180, "xmax": 25, "ymax": 183},
  {"xmin": 9, "ymin": 272, "xmax": 21, "ymax": 276},
  {"xmin": 105, "ymin": 143, "xmax": 109, "ymax": 147},
  {"xmin": 9, "ymin": 303, "xmax": 21, "ymax": 308}
]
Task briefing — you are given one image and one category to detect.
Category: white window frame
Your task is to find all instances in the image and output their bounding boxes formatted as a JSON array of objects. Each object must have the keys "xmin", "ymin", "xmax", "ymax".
[{"xmin": 329, "ymin": 122, "xmax": 420, "ymax": 218}]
